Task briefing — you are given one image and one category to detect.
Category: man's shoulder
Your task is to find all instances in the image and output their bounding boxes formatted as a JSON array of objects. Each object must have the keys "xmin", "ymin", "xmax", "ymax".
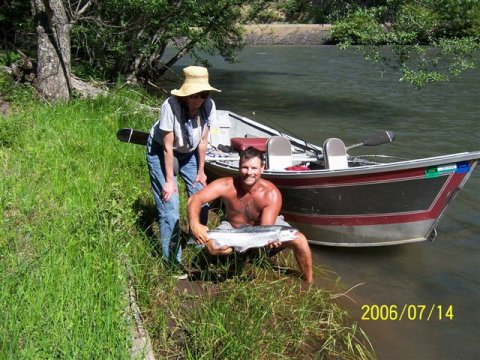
[
  {"xmin": 259, "ymin": 178, "xmax": 280, "ymax": 192},
  {"xmin": 211, "ymin": 176, "xmax": 235, "ymax": 188}
]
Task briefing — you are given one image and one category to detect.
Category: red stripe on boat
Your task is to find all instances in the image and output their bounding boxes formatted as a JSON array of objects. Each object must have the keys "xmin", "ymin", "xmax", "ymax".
[
  {"xmin": 270, "ymin": 168, "xmax": 427, "ymax": 187},
  {"xmin": 282, "ymin": 172, "xmax": 465, "ymax": 226}
]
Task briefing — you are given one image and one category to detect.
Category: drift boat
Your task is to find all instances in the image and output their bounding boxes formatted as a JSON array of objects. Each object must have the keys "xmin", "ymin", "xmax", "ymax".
[{"xmin": 117, "ymin": 110, "xmax": 479, "ymax": 247}]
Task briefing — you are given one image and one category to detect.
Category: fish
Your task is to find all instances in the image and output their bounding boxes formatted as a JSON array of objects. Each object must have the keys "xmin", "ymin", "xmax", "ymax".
[{"xmin": 190, "ymin": 225, "xmax": 298, "ymax": 253}]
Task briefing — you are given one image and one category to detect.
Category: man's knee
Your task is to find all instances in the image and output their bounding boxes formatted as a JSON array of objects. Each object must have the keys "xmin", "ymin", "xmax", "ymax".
[{"xmin": 284, "ymin": 232, "xmax": 308, "ymax": 249}]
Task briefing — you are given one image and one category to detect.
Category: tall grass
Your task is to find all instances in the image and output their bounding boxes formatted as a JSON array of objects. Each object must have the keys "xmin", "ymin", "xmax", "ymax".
[
  {"xmin": 133, "ymin": 247, "xmax": 376, "ymax": 359},
  {"xmin": 1, "ymin": 74, "xmax": 375, "ymax": 359},
  {"xmin": 1, "ymin": 79, "xmax": 155, "ymax": 358}
]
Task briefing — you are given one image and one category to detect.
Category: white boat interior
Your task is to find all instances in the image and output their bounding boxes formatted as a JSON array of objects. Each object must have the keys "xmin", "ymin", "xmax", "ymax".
[{"xmin": 206, "ymin": 110, "xmax": 350, "ymax": 171}]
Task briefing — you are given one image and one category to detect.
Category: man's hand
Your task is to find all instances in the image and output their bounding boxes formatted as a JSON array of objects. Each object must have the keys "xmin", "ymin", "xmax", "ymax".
[
  {"xmin": 205, "ymin": 240, "xmax": 233, "ymax": 256},
  {"xmin": 265, "ymin": 240, "xmax": 282, "ymax": 249},
  {"xmin": 190, "ymin": 222, "xmax": 209, "ymax": 244},
  {"xmin": 190, "ymin": 223, "xmax": 233, "ymax": 255}
]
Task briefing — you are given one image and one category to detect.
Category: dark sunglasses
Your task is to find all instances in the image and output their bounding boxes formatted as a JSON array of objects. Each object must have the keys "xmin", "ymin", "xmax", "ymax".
[{"xmin": 188, "ymin": 91, "xmax": 210, "ymax": 99}]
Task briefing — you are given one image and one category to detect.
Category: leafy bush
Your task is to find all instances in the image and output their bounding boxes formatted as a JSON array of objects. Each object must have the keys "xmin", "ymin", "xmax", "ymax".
[
  {"xmin": 0, "ymin": 51, "xmax": 22, "ymax": 66},
  {"xmin": 0, "ymin": 70, "xmax": 33, "ymax": 106},
  {"xmin": 330, "ymin": 8, "xmax": 385, "ymax": 45},
  {"xmin": 331, "ymin": 1, "xmax": 480, "ymax": 87}
]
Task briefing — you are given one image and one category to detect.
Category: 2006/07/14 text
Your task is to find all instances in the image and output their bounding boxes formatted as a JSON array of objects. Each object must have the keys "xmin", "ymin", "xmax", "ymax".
[{"xmin": 361, "ymin": 304, "xmax": 454, "ymax": 321}]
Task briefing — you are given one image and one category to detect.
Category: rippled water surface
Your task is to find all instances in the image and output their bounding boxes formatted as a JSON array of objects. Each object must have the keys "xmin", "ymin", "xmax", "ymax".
[{"xmin": 169, "ymin": 46, "xmax": 479, "ymax": 359}]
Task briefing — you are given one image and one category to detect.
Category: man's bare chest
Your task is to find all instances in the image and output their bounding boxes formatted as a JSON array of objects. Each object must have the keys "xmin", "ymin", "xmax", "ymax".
[{"xmin": 227, "ymin": 196, "xmax": 263, "ymax": 223}]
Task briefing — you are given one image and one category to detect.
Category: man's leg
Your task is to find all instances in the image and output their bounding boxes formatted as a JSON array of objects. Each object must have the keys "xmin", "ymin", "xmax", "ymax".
[
  {"xmin": 273, "ymin": 216, "xmax": 313, "ymax": 283},
  {"xmin": 282, "ymin": 232, "xmax": 313, "ymax": 283}
]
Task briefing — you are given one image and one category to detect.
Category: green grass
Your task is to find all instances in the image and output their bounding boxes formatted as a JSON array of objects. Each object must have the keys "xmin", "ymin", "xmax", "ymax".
[
  {"xmin": 0, "ymin": 74, "xmax": 376, "ymax": 359},
  {"xmin": 133, "ymin": 246, "xmax": 376, "ymax": 359},
  {"xmin": 0, "ymin": 81, "xmax": 155, "ymax": 358}
]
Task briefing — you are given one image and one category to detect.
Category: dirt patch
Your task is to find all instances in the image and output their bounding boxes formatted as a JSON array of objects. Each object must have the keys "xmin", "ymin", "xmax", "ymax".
[
  {"xmin": 0, "ymin": 96, "xmax": 10, "ymax": 116},
  {"xmin": 244, "ymin": 24, "xmax": 332, "ymax": 45}
]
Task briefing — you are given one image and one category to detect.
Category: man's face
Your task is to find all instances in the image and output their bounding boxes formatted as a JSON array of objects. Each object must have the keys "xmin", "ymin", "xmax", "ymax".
[{"xmin": 239, "ymin": 156, "xmax": 264, "ymax": 187}]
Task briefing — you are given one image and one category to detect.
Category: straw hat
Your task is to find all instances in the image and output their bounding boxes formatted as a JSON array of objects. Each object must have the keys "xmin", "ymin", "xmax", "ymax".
[{"xmin": 171, "ymin": 66, "xmax": 221, "ymax": 97}]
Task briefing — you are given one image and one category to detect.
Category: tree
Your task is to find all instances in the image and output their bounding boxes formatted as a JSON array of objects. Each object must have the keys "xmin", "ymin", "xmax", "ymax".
[
  {"xmin": 330, "ymin": 0, "xmax": 480, "ymax": 87},
  {"xmin": 21, "ymin": 0, "xmax": 258, "ymax": 101},
  {"xmin": 72, "ymin": 0, "xmax": 256, "ymax": 83},
  {"xmin": 29, "ymin": 1, "xmax": 95, "ymax": 102},
  {"xmin": 30, "ymin": 0, "xmax": 72, "ymax": 101}
]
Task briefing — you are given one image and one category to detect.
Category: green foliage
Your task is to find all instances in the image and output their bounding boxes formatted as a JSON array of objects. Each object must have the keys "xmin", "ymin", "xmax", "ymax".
[
  {"xmin": 331, "ymin": 8, "xmax": 386, "ymax": 45},
  {"xmin": 71, "ymin": 0, "xmax": 255, "ymax": 82},
  {"xmin": 249, "ymin": 7, "xmax": 285, "ymax": 23},
  {"xmin": 0, "ymin": 74, "xmax": 376, "ymax": 358},
  {"xmin": 0, "ymin": 112, "xmax": 27, "ymax": 148},
  {"xmin": 0, "ymin": 0, "xmax": 34, "ymax": 51},
  {"xmin": 0, "ymin": 70, "xmax": 34, "ymax": 105},
  {"xmin": 331, "ymin": 0, "xmax": 480, "ymax": 87},
  {"xmin": 0, "ymin": 51, "xmax": 22, "ymax": 66},
  {"xmin": 138, "ymin": 256, "xmax": 376, "ymax": 359},
  {"xmin": 247, "ymin": 0, "xmax": 331, "ymax": 24},
  {"xmin": 6, "ymin": 0, "xmax": 479, "ymax": 91},
  {"xmin": 247, "ymin": 1, "xmax": 392, "ymax": 24},
  {"xmin": 278, "ymin": 0, "xmax": 313, "ymax": 22}
]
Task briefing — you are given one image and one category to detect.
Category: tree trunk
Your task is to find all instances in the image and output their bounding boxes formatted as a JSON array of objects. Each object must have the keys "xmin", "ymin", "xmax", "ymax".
[{"xmin": 31, "ymin": 0, "xmax": 72, "ymax": 102}]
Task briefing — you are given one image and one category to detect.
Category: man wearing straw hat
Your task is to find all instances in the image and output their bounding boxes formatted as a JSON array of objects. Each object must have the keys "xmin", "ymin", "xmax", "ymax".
[{"xmin": 147, "ymin": 66, "xmax": 221, "ymax": 277}]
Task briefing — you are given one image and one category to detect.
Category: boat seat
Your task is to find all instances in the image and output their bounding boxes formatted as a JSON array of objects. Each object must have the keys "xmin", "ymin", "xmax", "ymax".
[
  {"xmin": 266, "ymin": 136, "xmax": 293, "ymax": 170},
  {"xmin": 323, "ymin": 138, "xmax": 349, "ymax": 170},
  {"xmin": 230, "ymin": 137, "xmax": 269, "ymax": 152}
]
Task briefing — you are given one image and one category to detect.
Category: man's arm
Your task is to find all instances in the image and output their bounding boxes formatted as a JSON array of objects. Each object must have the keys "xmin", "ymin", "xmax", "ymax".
[
  {"xmin": 260, "ymin": 184, "xmax": 282, "ymax": 225},
  {"xmin": 260, "ymin": 184, "xmax": 284, "ymax": 249},
  {"xmin": 188, "ymin": 177, "xmax": 230, "ymax": 244}
]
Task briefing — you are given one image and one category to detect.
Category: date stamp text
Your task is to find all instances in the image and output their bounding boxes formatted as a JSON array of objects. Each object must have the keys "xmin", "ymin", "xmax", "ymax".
[{"xmin": 361, "ymin": 304, "xmax": 454, "ymax": 321}]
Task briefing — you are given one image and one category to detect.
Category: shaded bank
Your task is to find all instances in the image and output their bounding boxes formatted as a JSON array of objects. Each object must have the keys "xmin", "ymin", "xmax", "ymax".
[{"xmin": 244, "ymin": 24, "xmax": 332, "ymax": 45}]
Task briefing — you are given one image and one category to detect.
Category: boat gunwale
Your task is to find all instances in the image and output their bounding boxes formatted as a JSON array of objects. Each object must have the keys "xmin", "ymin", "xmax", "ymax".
[
  {"xmin": 207, "ymin": 151, "xmax": 480, "ymax": 178},
  {"xmin": 212, "ymin": 110, "xmax": 480, "ymax": 178}
]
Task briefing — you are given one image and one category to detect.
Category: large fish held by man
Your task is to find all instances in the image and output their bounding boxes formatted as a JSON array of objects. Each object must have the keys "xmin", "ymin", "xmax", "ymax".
[{"xmin": 189, "ymin": 225, "xmax": 298, "ymax": 253}]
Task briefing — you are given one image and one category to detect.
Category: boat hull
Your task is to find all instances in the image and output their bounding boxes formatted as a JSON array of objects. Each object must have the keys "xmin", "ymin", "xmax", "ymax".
[{"xmin": 206, "ymin": 154, "xmax": 479, "ymax": 246}]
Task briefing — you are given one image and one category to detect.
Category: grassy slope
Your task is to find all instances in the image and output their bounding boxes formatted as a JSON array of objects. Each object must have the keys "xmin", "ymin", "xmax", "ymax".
[
  {"xmin": 0, "ymin": 78, "xmax": 375, "ymax": 359},
  {"xmin": 0, "ymin": 84, "xmax": 154, "ymax": 358}
]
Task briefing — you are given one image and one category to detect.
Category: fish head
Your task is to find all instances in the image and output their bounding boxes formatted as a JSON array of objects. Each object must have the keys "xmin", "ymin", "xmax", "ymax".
[{"xmin": 278, "ymin": 227, "xmax": 298, "ymax": 241}]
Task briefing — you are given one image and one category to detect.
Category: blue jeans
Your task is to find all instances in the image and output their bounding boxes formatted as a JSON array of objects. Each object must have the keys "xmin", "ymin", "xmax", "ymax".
[{"xmin": 146, "ymin": 136, "xmax": 208, "ymax": 265}]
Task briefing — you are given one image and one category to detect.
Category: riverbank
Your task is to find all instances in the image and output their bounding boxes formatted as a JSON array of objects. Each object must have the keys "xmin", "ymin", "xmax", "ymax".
[
  {"xmin": 244, "ymin": 24, "xmax": 332, "ymax": 45},
  {"xmin": 0, "ymin": 73, "xmax": 375, "ymax": 359}
]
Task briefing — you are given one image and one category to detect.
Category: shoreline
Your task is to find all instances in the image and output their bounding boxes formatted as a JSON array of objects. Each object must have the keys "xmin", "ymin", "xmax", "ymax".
[{"xmin": 243, "ymin": 24, "xmax": 332, "ymax": 45}]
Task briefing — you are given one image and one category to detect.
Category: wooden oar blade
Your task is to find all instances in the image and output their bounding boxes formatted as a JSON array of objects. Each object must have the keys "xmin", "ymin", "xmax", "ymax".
[{"xmin": 116, "ymin": 128, "xmax": 149, "ymax": 146}]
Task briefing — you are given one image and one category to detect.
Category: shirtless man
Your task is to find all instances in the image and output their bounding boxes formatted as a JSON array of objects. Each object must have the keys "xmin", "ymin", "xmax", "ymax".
[{"xmin": 188, "ymin": 146, "xmax": 313, "ymax": 283}]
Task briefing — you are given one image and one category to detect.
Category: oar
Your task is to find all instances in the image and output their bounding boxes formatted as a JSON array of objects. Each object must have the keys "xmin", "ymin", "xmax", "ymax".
[
  {"xmin": 116, "ymin": 128, "xmax": 149, "ymax": 146},
  {"xmin": 116, "ymin": 128, "xmax": 396, "ymax": 156},
  {"xmin": 346, "ymin": 130, "xmax": 395, "ymax": 151},
  {"xmin": 116, "ymin": 128, "xmax": 181, "ymax": 173}
]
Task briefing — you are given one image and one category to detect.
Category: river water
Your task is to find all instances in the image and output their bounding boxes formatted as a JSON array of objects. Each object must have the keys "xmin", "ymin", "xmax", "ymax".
[{"xmin": 169, "ymin": 46, "xmax": 479, "ymax": 359}]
